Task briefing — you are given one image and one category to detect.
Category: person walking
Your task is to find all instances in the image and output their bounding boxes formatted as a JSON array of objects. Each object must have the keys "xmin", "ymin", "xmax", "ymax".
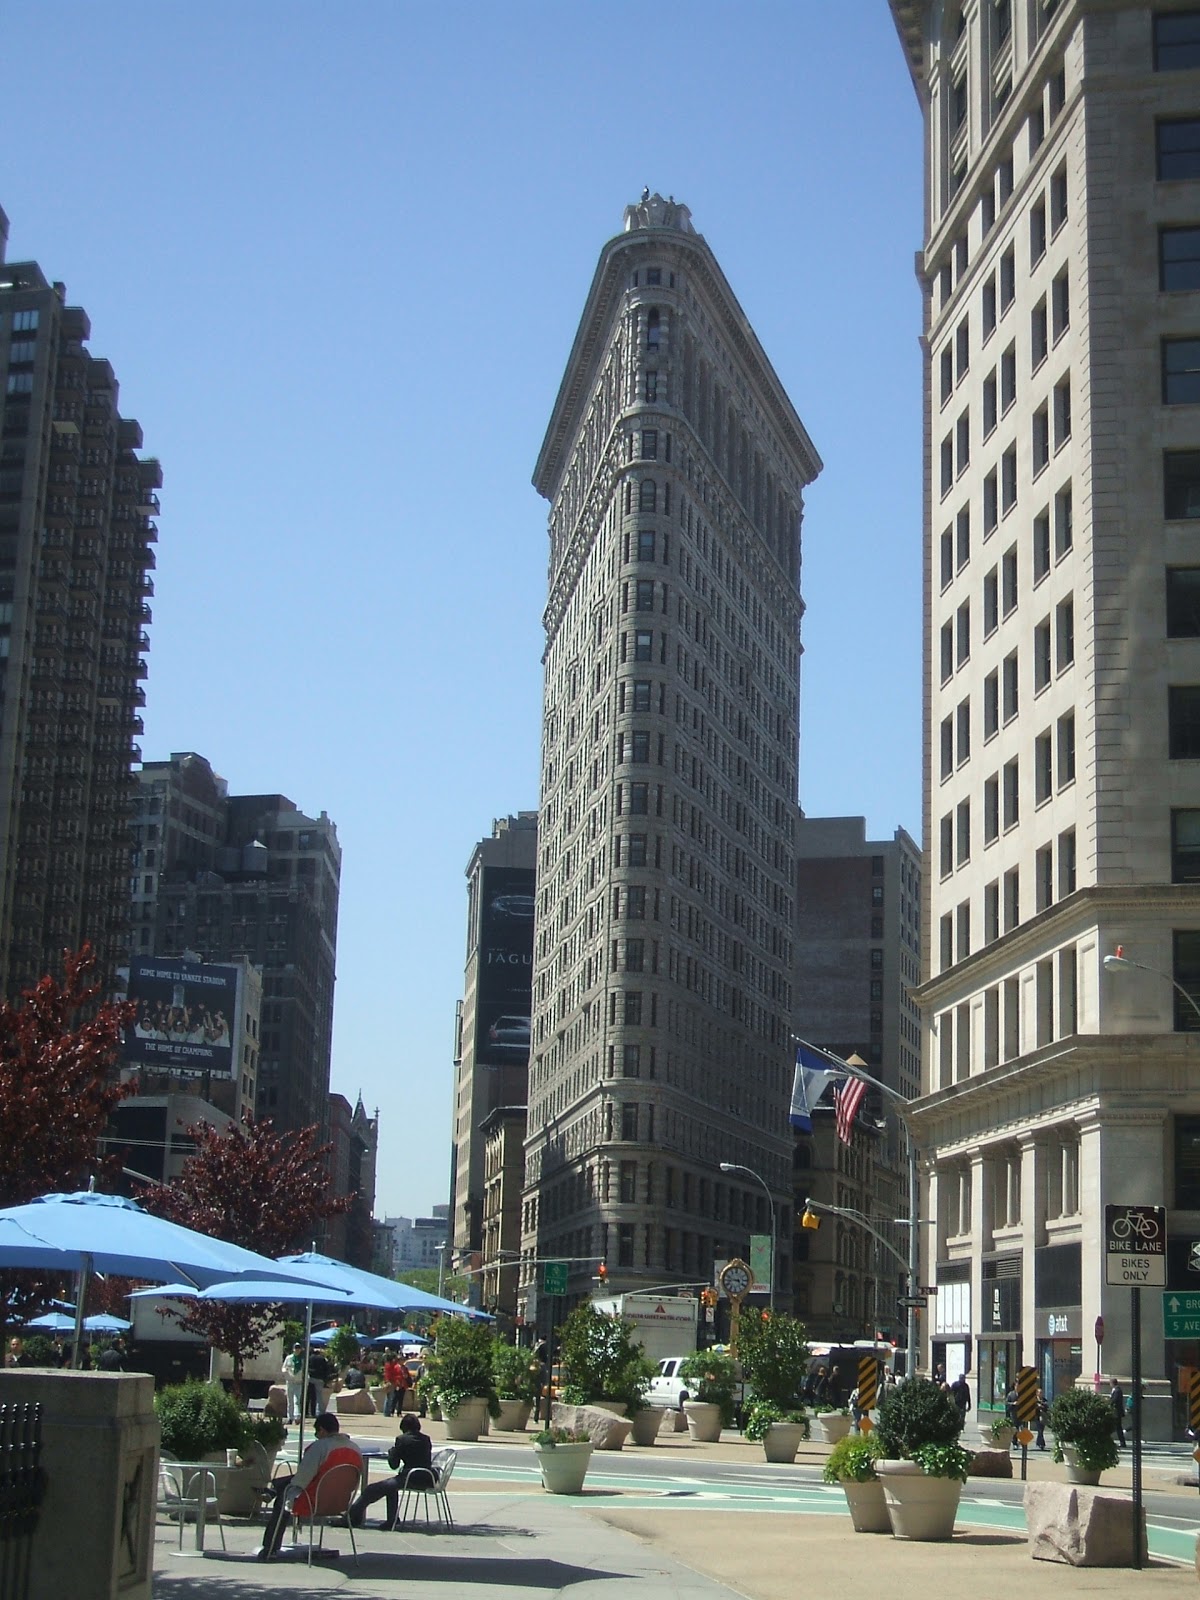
[
  {"xmin": 282, "ymin": 1343, "xmax": 306, "ymax": 1424},
  {"xmin": 1110, "ymin": 1378, "xmax": 1127, "ymax": 1448},
  {"xmin": 1034, "ymin": 1385, "xmax": 1048, "ymax": 1450},
  {"xmin": 949, "ymin": 1373, "xmax": 971, "ymax": 1424}
]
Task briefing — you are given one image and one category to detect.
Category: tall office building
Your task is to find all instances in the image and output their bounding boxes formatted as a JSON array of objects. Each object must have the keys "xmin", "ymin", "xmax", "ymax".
[
  {"xmin": 0, "ymin": 207, "xmax": 159, "ymax": 995},
  {"xmin": 891, "ymin": 1, "xmax": 1200, "ymax": 1434},
  {"xmin": 449, "ymin": 812, "xmax": 536, "ymax": 1307},
  {"xmin": 520, "ymin": 194, "xmax": 820, "ymax": 1319},
  {"xmin": 131, "ymin": 752, "xmax": 341, "ymax": 1139}
]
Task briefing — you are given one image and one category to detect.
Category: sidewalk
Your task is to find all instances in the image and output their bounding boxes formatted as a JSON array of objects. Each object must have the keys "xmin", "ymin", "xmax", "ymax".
[{"xmin": 150, "ymin": 1412, "xmax": 1200, "ymax": 1598}]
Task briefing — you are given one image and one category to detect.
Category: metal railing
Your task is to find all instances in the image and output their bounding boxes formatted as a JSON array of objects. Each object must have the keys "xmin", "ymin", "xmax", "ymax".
[{"xmin": 0, "ymin": 1402, "xmax": 44, "ymax": 1600}]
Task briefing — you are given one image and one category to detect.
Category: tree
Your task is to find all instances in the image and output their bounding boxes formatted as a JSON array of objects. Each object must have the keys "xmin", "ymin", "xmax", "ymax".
[
  {"xmin": 138, "ymin": 1117, "xmax": 351, "ymax": 1391},
  {"xmin": 0, "ymin": 946, "xmax": 137, "ymax": 1330}
]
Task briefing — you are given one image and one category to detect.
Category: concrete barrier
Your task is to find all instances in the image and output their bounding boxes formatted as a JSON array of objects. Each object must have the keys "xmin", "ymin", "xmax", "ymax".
[{"xmin": 1025, "ymin": 1482, "xmax": 1148, "ymax": 1566}]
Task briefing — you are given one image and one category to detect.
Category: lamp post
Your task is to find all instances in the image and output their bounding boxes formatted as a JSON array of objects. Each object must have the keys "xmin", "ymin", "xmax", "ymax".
[
  {"xmin": 1103, "ymin": 947, "xmax": 1200, "ymax": 1025},
  {"xmin": 719, "ymin": 1162, "xmax": 776, "ymax": 1312},
  {"xmin": 435, "ymin": 1242, "xmax": 447, "ymax": 1299}
]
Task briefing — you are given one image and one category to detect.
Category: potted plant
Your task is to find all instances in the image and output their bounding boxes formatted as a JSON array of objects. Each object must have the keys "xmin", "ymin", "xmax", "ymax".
[
  {"xmin": 873, "ymin": 1377, "xmax": 972, "ymax": 1540},
  {"xmin": 985, "ymin": 1415, "xmax": 1015, "ymax": 1452},
  {"xmin": 420, "ymin": 1317, "xmax": 499, "ymax": 1441},
  {"xmin": 822, "ymin": 1432, "xmax": 890, "ymax": 1532},
  {"xmin": 744, "ymin": 1400, "xmax": 810, "ymax": 1463},
  {"xmin": 812, "ymin": 1402, "xmax": 853, "ymax": 1444},
  {"xmin": 1047, "ymin": 1387, "xmax": 1119, "ymax": 1485},
  {"xmin": 531, "ymin": 1425, "xmax": 594, "ymax": 1494},
  {"xmin": 557, "ymin": 1304, "xmax": 653, "ymax": 1447},
  {"xmin": 737, "ymin": 1312, "xmax": 811, "ymax": 1461},
  {"xmin": 678, "ymin": 1349, "xmax": 738, "ymax": 1442},
  {"xmin": 492, "ymin": 1339, "xmax": 539, "ymax": 1432},
  {"xmin": 155, "ymin": 1380, "xmax": 247, "ymax": 1461},
  {"xmin": 324, "ymin": 1323, "xmax": 361, "ymax": 1375}
]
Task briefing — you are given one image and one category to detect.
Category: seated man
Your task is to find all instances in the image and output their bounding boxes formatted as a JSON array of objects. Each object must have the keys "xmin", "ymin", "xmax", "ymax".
[
  {"xmin": 345, "ymin": 1414, "xmax": 432, "ymax": 1529},
  {"xmin": 256, "ymin": 1412, "xmax": 364, "ymax": 1561}
]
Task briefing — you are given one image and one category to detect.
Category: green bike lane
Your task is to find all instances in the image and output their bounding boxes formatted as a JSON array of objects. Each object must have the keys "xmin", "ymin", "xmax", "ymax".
[{"xmin": 452, "ymin": 1457, "xmax": 1199, "ymax": 1566}]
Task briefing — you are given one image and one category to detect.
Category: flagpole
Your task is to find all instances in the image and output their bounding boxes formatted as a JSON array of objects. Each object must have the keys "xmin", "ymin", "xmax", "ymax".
[{"xmin": 793, "ymin": 1038, "xmax": 922, "ymax": 1380}]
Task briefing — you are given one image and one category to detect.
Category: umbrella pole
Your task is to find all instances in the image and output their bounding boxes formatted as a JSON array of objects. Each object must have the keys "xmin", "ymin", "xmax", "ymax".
[
  {"xmin": 71, "ymin": 1256, "xmax": 90, "ymax": 1370},
  {"xmin": 297, "ymin": 1298, "xmax": 314, "ymax": 1464}
]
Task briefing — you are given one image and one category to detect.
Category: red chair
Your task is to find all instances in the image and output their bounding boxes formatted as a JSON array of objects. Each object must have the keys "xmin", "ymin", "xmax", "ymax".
[{"xmin": 289, "ymin": 1458, "xmax": 362, "ymax": 1567}]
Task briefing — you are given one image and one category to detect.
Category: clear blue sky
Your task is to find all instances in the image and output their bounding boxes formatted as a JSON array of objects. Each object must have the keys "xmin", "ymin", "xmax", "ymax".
[{"xmin": 3, "ymin": 2, "xmax": 924, "ymax": 1221}]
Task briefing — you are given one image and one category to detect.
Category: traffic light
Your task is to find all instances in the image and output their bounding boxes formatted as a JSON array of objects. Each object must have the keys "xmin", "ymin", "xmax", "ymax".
[
  {"xmin": 700, "ymin": 1286, "xmax": 718, "ymax": 1308},
  {"xmin": 597, "ymin": 1261, "xmax": 608, "ymax": 1282},
  {"xmin": 801, "ymin": 1207, "xmax": 821, "ymax": 1230}
]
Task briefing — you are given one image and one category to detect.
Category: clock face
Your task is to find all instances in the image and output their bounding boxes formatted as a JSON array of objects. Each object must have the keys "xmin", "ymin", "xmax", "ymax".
[{"xmin": 721, "ymin": 1262, "xmax": 751, "ymax": 1299}]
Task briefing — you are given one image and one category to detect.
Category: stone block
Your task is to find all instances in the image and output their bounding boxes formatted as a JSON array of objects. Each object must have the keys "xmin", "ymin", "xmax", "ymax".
[
  {"xmin": 551, "ymin": 1402, "xmax": 633, "ymax": 1450},
  {"xmin": 334, "ymin": 1387, "xmax": 376, "ymax": 1415},
  {"xmin": 968, "ymin": 1447, "xmax": 1013, "ymax": 1478},
  {"xmin": 1025, "ymin": 1482, "xmax": 1147, "ymax": 1566},
  {"xmin": 264, "ymin": 1384, "xmax": 288, "ymax": 1418}
]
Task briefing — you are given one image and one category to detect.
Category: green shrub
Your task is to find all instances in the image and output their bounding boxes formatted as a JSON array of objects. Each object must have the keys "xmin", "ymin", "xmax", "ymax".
[
  {"xmin": 874, "ymin": 1378, "xmax": 962, "ymax": 1460},
  {"xmin": 244, "ymin": 1411, "xmax": 287, "ymax": 1450},
  {"xmin": 736, "ymin": 1313, "xmax": 810, "ymax": 1407},
  {"xmin": 822, "ymin": 1433, "xmax": 880, "ymax": 1483},
  {"xmin": 744, "ymin": 1399, "xmax": 808, "ymax": 1442},
  {"xmin": 18, "ymin": 1335, "xmax": 59, "ymax": 1368},
  {"xmin": 492, "ymin": 1339, "xmax": 539, "ymax": 1402},
  {"xmin": 324, "ymin": 1324, "xmax": 361, "ymax": 1372},
  {"xmin": 155, "ymin": 1381, "xmax": 246, "ymax": 1459},
  {"xmin": 531, "ymin": 1426, "xmax": 589, "ymax": 1446},
  {"xmin": 422, "ymin": 1317, "xmax": 499, "ymax": 1417},
  {"xmin": 1048, "ymin": 1387, "xmax": 1119, "ymax": 1473},
  {"xmin": 679, "ymin": 1349, "xmax": 739, "ymax": 1428},
  {"xmin": 911, "ymin": 1441, "xmax": 973, "ymax": 1480},
  {"xmin": 557, "ymin": 1304, "xmax": 655, "ymax": 1411}
]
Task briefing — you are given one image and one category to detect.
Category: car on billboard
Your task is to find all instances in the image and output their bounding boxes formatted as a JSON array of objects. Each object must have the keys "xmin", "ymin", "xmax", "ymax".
[
  {"xmin": 487, "ymin": 1015, "xmax": 531, "ymax": 1055},
  {"xmin": 490, "ymin": 893, "xmax": 535, "ymax": 921}
]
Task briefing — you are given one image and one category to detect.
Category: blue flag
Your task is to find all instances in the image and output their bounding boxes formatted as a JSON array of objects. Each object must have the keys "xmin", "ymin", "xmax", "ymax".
[{"xmin": 790, "ymin": 1041, "xmax": 840, "ymax": 1133}]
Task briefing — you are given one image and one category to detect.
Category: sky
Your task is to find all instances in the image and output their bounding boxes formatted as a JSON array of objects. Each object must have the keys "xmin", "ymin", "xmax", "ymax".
[{"xmin": 2, "ymin": 2, "xmax": 925, "ymax": 1221}]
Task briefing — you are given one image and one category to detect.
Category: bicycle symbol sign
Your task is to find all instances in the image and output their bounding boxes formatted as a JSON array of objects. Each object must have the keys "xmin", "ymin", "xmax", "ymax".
[{"xmin": 1105, "ymin": 1204, "xmax": 1167, "ymax": 1287}]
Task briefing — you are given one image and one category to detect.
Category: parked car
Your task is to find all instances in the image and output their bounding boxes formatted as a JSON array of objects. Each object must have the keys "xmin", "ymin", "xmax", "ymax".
[{"xmin": 647, "ymin": 1355, "xmax": 693, "ymax": 1410}]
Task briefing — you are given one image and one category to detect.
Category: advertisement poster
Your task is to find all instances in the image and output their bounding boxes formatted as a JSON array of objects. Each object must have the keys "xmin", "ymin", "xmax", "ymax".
[
  {"xmin": 475, "ymin": 865, "xmax": 534, "ymax": 1066},
  {"xmin": 124, "ymin": 957, "xmax": 239, "ymax": 1079}
]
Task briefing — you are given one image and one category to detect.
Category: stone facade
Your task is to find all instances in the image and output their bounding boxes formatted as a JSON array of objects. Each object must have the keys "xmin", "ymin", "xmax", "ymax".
[
  {"xmin": 521, "ymin": 196, "xmax": 820, "ymax": 1316},
  {"xmin": 891, "ymin": 0, "xmax": 1200, "ymax": 1436}
]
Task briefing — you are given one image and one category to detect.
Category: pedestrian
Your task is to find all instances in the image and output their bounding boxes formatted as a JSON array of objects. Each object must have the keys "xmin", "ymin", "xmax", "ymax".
[
  {"xmin": 849, "ymin": 1386, "xmax": 863, "ymax": 1432},
  {"xmin": 382, "ymin": 1349, "xmax": 403, "ymax": 1417},
  {"xmin": 827, "ymin": 1366, "xmax": 846, "ymax": 1408},
  {"xmin": 1110, "ymin": 1378, "xmax": 1127, "ymax": 1448},
  {"xmin": 282, "ymin": 1342, "xmax": 305, "ymax": 1423},
  {"xmin": 307, "ymin": 1346, "xmax": 331, "ymax": 1416},
  {"xmin": 949, "ymin": 1373, "xmax": 971, "ymax": 1422},
  {"xmin": 1035, "ymin": 1385, "xmax": 1048, "ymax": 1450},
  {"xmin": 97, "ymin": 1336, "xmax": 126, "ymax": 1371}
]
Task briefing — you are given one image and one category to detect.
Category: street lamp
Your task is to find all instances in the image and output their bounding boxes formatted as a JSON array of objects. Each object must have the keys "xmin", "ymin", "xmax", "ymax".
[
  {"xmin": 435, "ymin": 1242, "xmax": 447, "ymax": 1299},
  {"xmin": 1103, "ymin": 946, "xmax": 1200, "ymax": 1025},
  {"xmin": 719, "ymin": 1162, "xmax": 776, "ymax": 1311}
]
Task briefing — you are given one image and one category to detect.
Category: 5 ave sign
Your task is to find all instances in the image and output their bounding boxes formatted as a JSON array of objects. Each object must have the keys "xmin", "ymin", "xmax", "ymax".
[{"xmin": 1104, "ymin": 1203, "xmax": 1167, "ymax": 1288}]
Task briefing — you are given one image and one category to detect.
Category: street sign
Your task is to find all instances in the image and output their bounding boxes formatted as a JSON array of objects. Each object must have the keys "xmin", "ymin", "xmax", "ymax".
[
  {"xmin": 1190, "ymin": 1371, "xmax": 1200, "ymax": 1435},
  {"xmin": 1104, "ymin": 1203, "xmax": 1167, "ymax": 1288},
  {"xmin": 1015, "ymin": 1364, "xmax": 1039, "ymax": 1424},
  {"xmin": 920, "ymin": 1285, "xmax": 939, "ymax": 1296},
  {"xmin": 857, "ymin": 1355, "xmax": 880, "ymax": 1411},
  {"xmin": 542, "ymin": 1262, "xmax": 569, "ymax": 1296},
  {"xmin": 897, "ymin": 1295, "xmax": 928, "ymax": 1308},
  {"xmin": 1163, "ymin": 1290, "xmax": 1200, "ymax": 1338}
]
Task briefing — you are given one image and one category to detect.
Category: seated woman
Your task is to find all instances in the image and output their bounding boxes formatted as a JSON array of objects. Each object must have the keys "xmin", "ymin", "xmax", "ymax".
[{"xmin": 344, "ymin": 1415, "xmax": 432, "ymax": 1529}]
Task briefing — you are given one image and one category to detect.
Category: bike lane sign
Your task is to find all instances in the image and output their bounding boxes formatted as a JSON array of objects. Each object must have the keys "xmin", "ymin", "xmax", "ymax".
[{"xmin": 1105, "ymin": 1203, "xmax": 1167, "ymax": 1287}]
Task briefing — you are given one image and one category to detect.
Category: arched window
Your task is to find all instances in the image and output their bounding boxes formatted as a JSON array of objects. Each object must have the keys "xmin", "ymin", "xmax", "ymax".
[
  {"xmin": 646, "ymin": 309, "xmax": 661, "ymax": 351},
  {"xmin": 639, "ymin": 479, "xmax": 657, "ymax": 514}
]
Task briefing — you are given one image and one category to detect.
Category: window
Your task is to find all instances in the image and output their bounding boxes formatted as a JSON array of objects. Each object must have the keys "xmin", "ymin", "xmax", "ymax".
[
  {"xmin": 645, "ymin": 370, "xmax": 657, "ymax": 402},
  {"xmin": 940, "ymin": 716, "xmax": 954, "ymax": 780},
  {"xmin": 995, "ymin": 0, "xmax": 1012, "ymax": 44},
  {"xmin": 1003, "ymin": 757, "xmax": 1020, "ymax": 828},
  {"xmin": 1172, "ymin": 808, "xmax": 1200, "ymax": 882},
  {"xmin": 1058, "ymin": 828, "xmax": 1077, "ymax": 897},
  {"xmin": 639, "ymin": 479, "xmax": 657, "ymax": 512},
  {"xmin": 982, "ymin": 187, "xmax": 996, "ymax": 236},
  {"xmin": 941, "ymin": 434, "xmax": 954, "ymax": 495},
  {"xmin": 1055, "ymin": 483, "xmax": 1074, "ymax": 554},
  {"xmin": 1004, "ymin": 865, "xmax": 1020, "ymax": 931},
  {"xmin": 957, "ymin": 696, "xmax": 971, "ymax": 764},
  {"xmin": 631, "ymin": 679, "xmax": 652, "ymax": 711},
  {"xmin": 1057, "ymin": 709, "xmax": 1076, "ymax": 786},
  {"xmin": 629, "ymin": 731, "xmax": 650, "ymax": 763},
  {"xmin": 621, "ymin": 1102, "xmax": 639, "ymax": 1140},
  {"xmin": 1034, "ymin": 618, "xmax": 1052, "ymax": 690},
  {"xmin": 1035, "ymin": 729, "xmax": 1053, "ymax": 804},
  {"xmin": 629, "ymin": 781, "xmax": 649, "ymax": 814},
  {"xmin": 1036, "ymin": 844, "xmax": 1054, "ymax": 912},
  {"xmin": 1175, "ymin": 930, "xmax": 1200, "ymax": 1031},
  {"xmin": 956, "ymin": 316, "xmax": 970, "ymax": 379},
  {"xmin": 1166, "ymin": 450, "xmax": 1200, "ymax": 518},
  {"xmin": 1030, "ymin": 101, "xmax": 1045, "ymax": 155},
  {"xmin": 956, "ymin": 411, "xmax": 970, "ymax": 474},
  {"xmin": 1165, "ymin": 338, "xmax": 1200, "ymax": 403},
  {"xmin": 646, "ymin": 268, "xmax": 661, "ymax": 285},
  {"xmin": 1162, "ymin": 227, "xmax": 1200, "ymax": 295},
  {"xmin": 1170, "ymin": 685, "xmax": 1200, "ymax": 757},
  {"xmin": 646, "ymin": 309, "xmax": 661, "ymax": 350},
  {"xmin": 1003, "ymin": 650, "xmax": 1019, "ymax": 720},
  {"xmin": 940, "ymin": 814, "xmax": 954, "ymax": 877},
  {"xmin": 1175, "ymin": 1115, "xmax": 1200, "ymax": 1207},
  {"xmin": 983, "ymin": 275, "xmax": 997, "ymax": 337},
  {"xmin": 941, "ymin": 620, "xmax": 954, "ymax": 681},
  {"xmin": 955, "ymin": 234, "xmax": 969, "ymax": 277},
  {"xmin": 984, "ymin": 669, "xmax": 1000, "ymax": 737},
  {"xmin": 635, "ymin": 578, "xmax": 655, "ymax": 611},
  {"xmin": 957, "ymin": 600, "xmax": 971, "ymax": 664},
  {"xmin": 1056, "ymin": 596, "xmax": 1074, "ymax": 669},
  {"xmin": 12, "ymin": 311, "xmax": 37, "ymax": 334},
  {"xmin": 1001, "ymin": 343, "xmax": 1016, "ymax": 411},
  {"xmin": 624, "ymin": 991, "xmax": 642, "ymax": 1025},
  {"xmin": 956, "ymin": 506, "xmax": 970, "ymax": 568},
  {"xmin": 957, "ymin": 799, "xmax": 971, "ymax": 865},
  {"xmin": 638, "ymin": 528, "xmax": 656, "ymax": 561},
  {"xmin": 984, "ymin": 566, "xmax": 999, "ymax": 634},
  {"xmin": 940, "ymin": 346, "xmax": 954, "ymax": 405},
  {"xmin": 1054, "ymin": 376, "xmax": 1072, "ymax": 445},
  {"xmin": 627, "ymin": 834, "xmax": 647, "ymax": 867},
  {"xmin": 956, "ymin": 900, "xmax": 970, "ymax": 960},
  {"xmin": 1169, "ymin": 567, "xmax": 1200, "ymax": 636},
  {"xmin": 1032, "ymin": 298, "xmax": 1048, "ymax": 368},
  {"xmin": 626, "ymin": 885, "xmax": 646, "ymax": 917},
  {"xmin": 1155, "ymin": 11, "xmax": 1200, "ymax": 71},
  {"xmin": 1030, "ymin": 197, "xmax": 1047, "ymax": 265},
  {"xmin": 1002, "ymin": 444, "xmax": 1018, "ymax": 511},
  {"xmin": 984, "ymin": 469, "xmax": 998, "ymax": 533},
  {"xmin": 940, "ymin": 913, "xmax": 953, "ymax": 969},
  {"xmin": 1050, "ymin": 164, "xmax": 1068, "ymax": 233},
  {"xmin": 983, "ymin": 369, "xmax": 998, "ymax": 436},
  {"xmin": 640, "ymin": 429, "xmax": 658, "ymax": 461},
  {"xmin": 1034, "ymin": 508, "xmax": 1051, "ymax": 580},
  {"xmin": 1000, "ymin": 246, "xmax": 1015, "ymax": 310},
  {"xmin": 1158, "ymin": 119, "xmax": 1200, "ymax": 179},
  {"xmin": 985, "ymin": 880, "xmax": 1000, "ymax": 943},
  {"xmin": 634, "ymin": 630, "xmax": 652, "ymax": 661},
  {"xmin": 1002, "ymin": 544, "xmax": 1018, "ymax": 614},
  {"xmin": 1052, "ymin": 270, "xmax": 1070, "ymax": 338},
  {"xmin": 940, "ymin": 262, "xmax": 953, "ymax": 306},
  {"xmin": 625, "ymin": 936, "xmax": 645, "ymax": 971},
  {"xmin": 940, "ymin": 527, "xmax": 954, "ymax": 587},
  {"xmin": 1000, "ymin": 150, "xmax": 1014, "ymax": 203},
  {"xmin": 619, "ymin": 1161, "xmax": 637, "ymax": 1203},
  {"xmin": 984, "ymin": 774, "xmax": 1000, "ymax": 843}
]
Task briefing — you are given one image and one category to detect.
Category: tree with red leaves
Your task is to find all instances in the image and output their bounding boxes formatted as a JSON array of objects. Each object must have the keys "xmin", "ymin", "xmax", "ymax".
[
  {"xmin": 139, "ymin": 1118, "xmax": 351, "ymax": 1390},
  {"xmin": 0, "ymin": 945, "xmax": 137, "ymax": 1328}
]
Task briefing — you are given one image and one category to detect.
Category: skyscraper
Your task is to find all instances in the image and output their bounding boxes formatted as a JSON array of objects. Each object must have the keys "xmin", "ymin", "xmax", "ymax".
[
  {"xmin": 521, "ymin": 195, "xmax": 820, "ymax": 1315},
  {"xmin": 891, "ymin": 0, "xmax": 1200, "ymax": 1434},
  {"xmin": 0, "ymin": 207, "xmax": 159, "ymax": 995}
]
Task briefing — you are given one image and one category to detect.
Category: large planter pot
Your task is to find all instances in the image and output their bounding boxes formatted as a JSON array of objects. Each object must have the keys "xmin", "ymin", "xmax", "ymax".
[
  {"xmin": 876, "ymin": 1460, "xmax": 962, "ymax": 1541},
  {"xmin": 1060, "ymin": 1445, "xmax": 1102, "ymax": 1486},
  {"xmin": 988, "ymin": 1424, "xmax": 1015, "ymax": 1452},
  {"xmin": 535, "ymin": 1440, "xmax": 593, "ymax": 1494},
  {"xmin": 817, "ymin": 1413, "xmax": 853, "ymax": 1445},
  {"xmin": 442, "ymin": 1396, "xmax": 489, "ymax": 1441},
  {"xmin": 494, "ymin": 1398, "xmax": 532, "ymax": 1432},
  {"xmin": 841, "ymin": 1478, "xmax": 892, "ymax": 1533},
  {"xmin": 630, "ymin": 1406, "xmax": 665, "ymax": 1445},
  {"xmin": 684, "ymin": 1401, "xmax": 723, "ymax": 1443},
  {"xmin": 762, "ymin": 1422, "xmax": 807, "ymax": 1464}
]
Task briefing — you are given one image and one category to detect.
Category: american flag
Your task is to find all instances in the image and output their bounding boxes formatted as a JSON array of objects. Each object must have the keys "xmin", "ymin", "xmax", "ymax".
[{"xmin": 834, "ymin": 1074, "xmax": 867, "ymax": 1145}]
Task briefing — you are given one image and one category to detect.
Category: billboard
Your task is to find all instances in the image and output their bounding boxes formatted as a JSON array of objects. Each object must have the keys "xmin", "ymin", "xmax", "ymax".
[
  {"xmin": 124, "ymin": 957, "xmax": 240, "ymax": 1079},
  {"xmin": 475, "ymin": 865, "xmax": 534, "ymax": 1066}
]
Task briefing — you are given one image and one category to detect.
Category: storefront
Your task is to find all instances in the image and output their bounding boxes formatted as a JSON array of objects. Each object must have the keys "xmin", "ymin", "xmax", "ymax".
[
  {"xmin": 977, "ymin": 1255, "xmax": 1021, "ymax": 1413},
  {"xmin": 932, "ymin": 1262, "xmax": 970, "ymax": 1388},
  {"xmin": 1034, "ymin": 1243, "xmax": 1082, "ymax": 1402}
]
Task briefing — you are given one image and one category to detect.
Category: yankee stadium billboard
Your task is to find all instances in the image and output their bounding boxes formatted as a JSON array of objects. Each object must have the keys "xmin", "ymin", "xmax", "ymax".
[{"xmin": 124, "ymin": 957, "xmax": 240, "ymax": 1079}]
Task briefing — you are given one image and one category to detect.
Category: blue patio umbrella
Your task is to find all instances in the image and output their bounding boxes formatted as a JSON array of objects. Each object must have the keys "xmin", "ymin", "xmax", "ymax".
[
  {"xmin": 277, "ymin": 1253, "xmax": 493, "ymax": 1320},
  {"xmin": 24, "ymin": 1312, "xmax": 74, "ymax": 1332},
  {"xmin": 365, "ymin": 1329, "xmax": 429, "ymax": 1348}
]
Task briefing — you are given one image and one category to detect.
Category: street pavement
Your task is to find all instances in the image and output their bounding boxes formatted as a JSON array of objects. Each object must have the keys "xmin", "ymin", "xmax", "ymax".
[{"xmin": 151, "ymin": 1410, "xmax": 1200, "ymax": 1599}]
